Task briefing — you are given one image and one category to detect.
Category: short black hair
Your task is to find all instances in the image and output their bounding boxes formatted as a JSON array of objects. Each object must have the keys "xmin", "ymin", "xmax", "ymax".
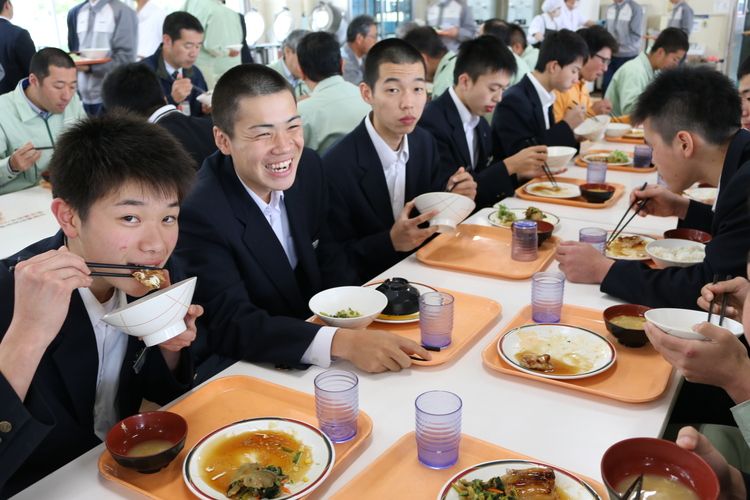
[
  {"xmin": 163, "ymin": 11, "xmax": 203, "ymax": 40},
  {"xmin": 508, "ymin": 23, "xmax": 528, "ymax": 50},
  {"xmin": 651, "ymin": 27, "xmax": 689, "ymax": 54},
  {"xmin": 535, "ymin": 29, "xmax": 589, "ymax": 72},
  {"xmin": 454, "ymin": 35, "xmax": 517, "ymax": 84},
  {"xmin": 632, "ymin": 65, "xmax": 740, "ymax": 146},
  {"xmin": 347, "ymin": 15, "xmax": 376, "ymax": 43},
  {"xmin": 576, "ymin": 25, "xmax": 618, "ymax": 56},
  {"xmin": 212, "ymin": 64, "xmax": 293, "ymax": 137},
  {"xmin": 401, "ymin": 26, "xmax": 447, "ymax": 59},
  {"xmin": 363, "ymin": 38, "xmax": 426, "ymax": 89},
  {"xmin": 102, "ymin": 63, "xmax": 165, "ymax": 117},
  {"xmin": 482, "ymin": 18, "xmax": 511, "ymax": 46},
  {"xmin": 297, "ymin": 31, "xmax": 341, "ymax": 83},
  {"xmin": 29, "ymin": 48, "xmax": 75, "ymax": 81},
  {"xmin": 49, "ymin": 113, "xmax": 196, "ymax": 220},
  {"xmin": 738, "ymin": 55, "xmax": 750, "ymax": 80}
]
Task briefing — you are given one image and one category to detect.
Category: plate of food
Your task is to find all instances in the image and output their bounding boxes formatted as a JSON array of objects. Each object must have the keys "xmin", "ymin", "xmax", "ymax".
[
  {"xmin": 581, "ymin": 150, "xmax": 632, "ymax": 167},
  {"xmin": 364, "ymin": 279, "xmax": 437, "ymax": 324},
  {"xmin": 624, "ymin": 128, "xmax": 644, "ymax": 139},
  {"xmin": 183, "ymin": 417, "xmax": 335, "ymax": 500},
  {"xmin": 523, "ymin": 181, "xmax": 581, "ymax": 199},
  {"xmin": 604, "ymin": 233, "xmax": 656, "ymax": 261},
  {"xmin": 488, "ymin": 204, "xmax": 560, "ymax": 228},
  {"xmin": 683, "ymin": 187, "xmax": 718, "ymax": 206},
  {"xmin": 497, "ymin": 324, "xmax": 616, "ymax": 380},
  {"xmin": 437, "ymin": 460, "xmax": 601, "ymax": 500}
]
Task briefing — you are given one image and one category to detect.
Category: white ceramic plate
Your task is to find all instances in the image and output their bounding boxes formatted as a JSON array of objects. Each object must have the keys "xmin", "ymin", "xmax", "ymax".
[
  {"xmin": 364, "ymin": 281, "xmax": 437, "ymax": 324},
  {"xmin": 604, "ymin": 233, "xmax": 656, "ymax": 261},
  {"xmin": 183, "ymin": 417, "xmax": 334, "ymax": 500},
  {"xmin": 437, "ymin": 459, "xmax": 601, "ymax": 500},
  {"xmin": 683, "ymin": 187, "xmax": 718, "ymax": 205},
  {"xmin": 498, "ymin": 324, "xmax": 616, "ymax": 380},
  {"xmin": 488, "ymin": 206, "xmax": 560, "ymax": 228},
  {"xmin": 523, "ymin": 181, "xmax": 581, "ymax": 199},
  {"xmin": 581, "ymin": 153, "xmax": 633, "ymax": 167}
]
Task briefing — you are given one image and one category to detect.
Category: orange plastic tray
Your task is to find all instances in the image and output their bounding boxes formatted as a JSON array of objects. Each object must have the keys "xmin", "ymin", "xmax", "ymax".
[
  {"xmin": 416, "ymin": 224, "xmax": 558, "ymax": 280},
  {"xmin": 330, "ymin": 431, "xmax": 606, "ymax": 499},
  {"xmin": 515, "ymin": 177, "xmax": 625, "ymax": 209},
  {"xmin": 482, "ymin": 305, "xmax": 674, "ymax": 403},
  {"xmin": 98, "ymin": 375, "xmax": 373, "ymax": 499},
  {"xmin": 575, "ymin": 149, "xmax": 656, "ymax": 173},
  {"xmin": 312, "ymin": 285, "xmax": 501, "ymax": 366},
  {"xmin": 606, "ymin": 135, "xmax": 645, "ymax": 145}
]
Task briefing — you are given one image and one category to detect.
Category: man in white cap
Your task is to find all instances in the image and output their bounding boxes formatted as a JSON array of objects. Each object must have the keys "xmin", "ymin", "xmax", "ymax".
[{"xmin": 528, "ymin": 0, "xmax": 563, "ymax": 46}]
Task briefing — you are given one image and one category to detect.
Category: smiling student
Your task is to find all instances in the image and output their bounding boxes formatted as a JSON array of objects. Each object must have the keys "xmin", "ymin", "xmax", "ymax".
[
  {"xmin": 419, "ymin": 35, "xmax": 547, "ymax": 208},
  {"xmin": 0, "ymin": 113, "xmax": 200, "ymax": 496},
  {"xmin": 175, "ymin": 64, "xmax": 431, "ymax": 380},
  {"xmin": 322, "ymin": 38, "xmax": 477, "ymax": 282}
]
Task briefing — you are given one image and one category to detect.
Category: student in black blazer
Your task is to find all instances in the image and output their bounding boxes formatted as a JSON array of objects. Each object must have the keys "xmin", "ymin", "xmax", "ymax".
[
  {"xmin": 0, "ymin": 115, "xmax": 199, "ymax": 496},
  {"xmin": 557, "ymin": 66, "xmax": 750, "ymax": 309},
  {"xmin": 0, "ymin": 0, "xmax": 35, "ymax": 94},
  {"xmin": 420, "ymin": 36, "xmax": 548, "ymax": 208},
  {"xmin": 174, "ymin": 64, "xmax": 431, "ymax": 381},
  {"xmin": 322, "ymin": 38, "xmax": 477, "ymax": 282},
  {"xmin": 491, "ymin": 29, "xmax": 588, "ymax": 159}
]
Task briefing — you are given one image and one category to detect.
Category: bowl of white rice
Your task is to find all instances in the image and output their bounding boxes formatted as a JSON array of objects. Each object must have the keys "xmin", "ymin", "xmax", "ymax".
[{"xmin": 646, "ymin": 239, "xmax": 706, "ymax": 268}]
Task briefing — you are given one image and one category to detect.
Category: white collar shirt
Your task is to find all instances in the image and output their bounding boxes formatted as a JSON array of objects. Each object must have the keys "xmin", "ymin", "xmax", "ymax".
[
  {"xmin": 448, "ymin": 86, "xmax": 480, "ymax": 169},
  {"xmin": 78, "ymin": 287, "xmax": 129, "ymax": 440},
  {"xmin": 527, "ymin": 72, "xmax": 555, "ymax": 129},
  {"xmin": 147, "ymin": 103, "xmax": 179, "ymax": 123},
  {"xmin": 364, "ymin": 113, "xmax": 409, "ymax": 220}
]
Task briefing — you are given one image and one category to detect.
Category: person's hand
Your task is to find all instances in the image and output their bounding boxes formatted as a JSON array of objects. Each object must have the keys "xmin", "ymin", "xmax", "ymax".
[
  {"xmin": 504, "ymin": 145, "xmax": 548, "ymax": 179},
  {"xmin": 629, "ymin": 184, "xmax": 690, "ymax": 219},
  {"xmin": 158, "ymin": 304, "xmax": 203, "ymax": 352},
  {"xmin": 390, "ymin": 200, "xmax": 439, "ymax": 252},
  {"xmin": 563, "ymin": 104, "xmax": 586, "ymax": 130},
  {"xmin": 697, "ymin": 277, "xmax": 749, "ymax": 320},
  {"xmin": 8, "ymin": 247, "xmax": 92, "ymax": 350},
  {"xmin": 644, "ymin": 321, "xmax": 750, "ymax": 403},
  {"xmin": 9, "ymin": 142, "xmax": 42, "ymax": 173},
  {"xmin": 228, "ymin": 48, "xmax": 240, "ymax": 58},
  {"xmin": 591, "ymin": 99, "xmax": 612, "ymax": 115},
  {"xmin": 201, "ymin": 103, "xmax": 212, "ymax": 114},
  {"xmin": 555, "ymin": 241, "xmax": 614, "ymax": 284},
  {"xmin": 171, "ymin": 75, "xmax": 193, "ymax": 103},
  {"xmin": 676, "ymin": 426, "xmax": 747, "ymax": 500},
  {"xmin": 436, "ymin": 26, "xmax": 459, "ymax": 38},
  {"xmin": 446, "ymin": 167, "xmax": 477, "ymax": 200},
  {"xmin": 331, "ymin": 329, "xmax": 432, "ymax": 372}
]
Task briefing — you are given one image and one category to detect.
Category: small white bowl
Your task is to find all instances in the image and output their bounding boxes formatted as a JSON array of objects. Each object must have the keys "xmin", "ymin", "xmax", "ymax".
[
  {"xmin": 605, "ymin": 123, "xmax": 631, "ymax": 138},
  {"xmin": 574, "ymin": 115, "xmax": 610, "ymax": 141},
  {"xmin": 80, "ymin": 48, "xmax": 109, "ymax": 59},
  {"xmin": 645, "ymin": 308, "xmax": 744, "ymax": 340},
  {"xmin": 413, "ymin": 192, "xmax": 476, "ymax": 233},
  {"xmin": 102, "ymin": 277, "xmax": 197, "ymax": 347},
  {"xmin": 645, "ymin": 239, "xmax": 706, "ymax": 268},
  {"xmin": 545, "ymin": 146, "xmax": 577, "ymax": 169},
  {"xmin": 195, "ymin": 91, "xmax": 212, "ymax": 107},
  {"xmin": 309, "ymin": 286, "xmax": 388, "ymax": 329}
]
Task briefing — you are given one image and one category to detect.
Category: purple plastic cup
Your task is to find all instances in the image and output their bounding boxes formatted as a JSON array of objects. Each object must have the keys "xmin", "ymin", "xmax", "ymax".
[
  {"xmin": 586, "ymin": 161, "xmax": 607, "ymax": 183},
  {"xmin": 314, "ymin": 369, "xmax": 359, "ymax": 443},
  {"xmin": 511, "ymin": 220, "xmax": 538, "ymax": 261},
  {"xmin": 531, "ymin": 271, "xmax": 566, "ymax": 323},
  {"xmin": 415, "ymin": 390, "xmax": 462, "ymax": 469},
  {"xmin": 579, "ymin": 227, "xmax": 608, "ymax": 253},
  {"xmin": 633, "ymin": 145, "xmax": 653, "ymax": 168},
  {"xmin": 419, "ymin": 292, "xmax": 454, "ymax": 348}
]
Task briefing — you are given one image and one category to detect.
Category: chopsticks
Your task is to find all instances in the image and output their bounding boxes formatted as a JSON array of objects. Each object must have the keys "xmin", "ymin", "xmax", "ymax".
[
  {"xmin": 605, "ymin": 182, "xmax": 649, "ymax": 248},
  {"xmin": 619, "ymin": 473, "xmax": 643, "ymax": 500},
  {"xmin": 8, "ymin": 261, "xmax": 163, "ymax": 276},
  {"xmin": 707, "ymin": 274, "xmax": 733, "ymax": 326},
  {"xmin": 523, "ymin": 137, "xmax": 558, "ymax": 189},
  {"xmin": 33, "ymin": 146, "xmax": 54, "ymax": 151},
  {"xmin": 707, "ymin": 273, "xmax": 720, "ymax": 323}
]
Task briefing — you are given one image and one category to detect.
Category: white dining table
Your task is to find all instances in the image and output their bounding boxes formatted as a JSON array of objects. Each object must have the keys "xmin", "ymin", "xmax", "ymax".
[{"xmin": 8, "ymin": 138, "xmax": 686, "ymax": 499}]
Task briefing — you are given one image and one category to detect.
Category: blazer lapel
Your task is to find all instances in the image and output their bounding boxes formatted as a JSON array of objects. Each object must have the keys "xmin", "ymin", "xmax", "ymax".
[
  {"xmin": 354, "ymin": 124, "xmax": 397, "ymax": 226},
  {"xmin": 284, "ymin": 183, "xmax": 321, "ymax": 297},
  {"xmin": 442, "ymin": 93, "xmax": 473, "ymax": 169},
  {"xmin": 523, "ymin": 76, "xmax": 546, "ymax": 137},
  {"xmin": 476, "ymin": 120, "xmax": 492, "ymax": 170}
]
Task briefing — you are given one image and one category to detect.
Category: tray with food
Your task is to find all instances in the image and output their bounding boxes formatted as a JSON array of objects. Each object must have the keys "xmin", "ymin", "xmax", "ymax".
[
  {"xmin": 99, "ymin": 375, "xmax": 373, "ymax": 499},
  {"xmin": 515, "ymin": 177, "xmax": 625, "ymax": 209},
  {"xmin": 330, "ymin": 432, "xmax": 606, "ymax": 500},
  {"xmin": 482, "ymin": 305, "xmax": 674, "ymax": 403},
  {"xmin": 416, "ymin": 224, "xmax": 559, "ymax": 280},
  {"xmin": 574, "ymin": 150, "xmax": 655, "ymax": 173}
]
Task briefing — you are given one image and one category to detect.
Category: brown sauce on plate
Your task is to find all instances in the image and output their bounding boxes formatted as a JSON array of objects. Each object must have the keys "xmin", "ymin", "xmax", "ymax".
[{"xmin": 515, "ymin": 351, "xmax": 583, "ymax": 375}]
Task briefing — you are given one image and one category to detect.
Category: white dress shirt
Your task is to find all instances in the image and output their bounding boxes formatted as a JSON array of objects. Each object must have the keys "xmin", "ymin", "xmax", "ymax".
[
  {"xmin": 147, "ymin": 103, "xmax": 179, "ymax": 123},
  {"xmin": 364, "ymin": 113, "xmax": 409, "ymax": 220},
  {"xmin": 238, "ymin": 176, "xmax": 336, "ymax": 367},
  {"xmin": 448, "ymin": 86, "xmax": 480, "ymax": 170},
  {"xmin": 78, "ymin": 287, "xmax": 129, "ymax": 440},
  {"xmin": 527, "ymin": 72, "xmax": 555, "ymax": 130}
]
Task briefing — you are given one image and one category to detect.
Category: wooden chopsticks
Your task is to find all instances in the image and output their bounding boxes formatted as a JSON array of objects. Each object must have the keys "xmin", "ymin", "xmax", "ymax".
[{"xmin": 605, "ymin": 182, "xmax": 649, "ymax": 248}]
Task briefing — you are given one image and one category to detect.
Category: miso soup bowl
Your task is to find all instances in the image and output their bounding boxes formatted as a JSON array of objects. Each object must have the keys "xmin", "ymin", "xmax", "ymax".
[
  {"xmin": 106, "ymin": 411, "xmax": 187, "ymax": 473},
  {"xmin": 603, "ymin": 304, "xmax": 651, "ymax": 348},
  {"xmin": 601, "ymin": 437, "xmax": 719, "ymax": 500}
]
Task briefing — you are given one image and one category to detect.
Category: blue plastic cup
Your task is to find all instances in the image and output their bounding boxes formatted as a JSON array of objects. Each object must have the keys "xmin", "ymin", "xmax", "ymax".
[
  {"xmin": 579, "ymin": 227, "xmax": 608, "ymax": 253},
  {"xmin": 415, "ymin": 390, "xmax": 462, "ymax": 469},
  {"xmin": 531, "ymin": 271, "xmax": 565, "ymax": 323},
  {"xmin": 419, "ymin": 292, "xmax": 454, "ymax": 348},
  {"xmin": 586, "ymin": 161, "xmax": 607, "ymax": 183},
  {"xmin": 314, "ymin": 369, "xmax": 359, "ymax": 443},
  {"xmin": 633, "ymin": 145, "xmax": 653, "ymax": 168},
  {"xmin": 511, "ymin": 220, "xmax": 538, "ymax": 262}
]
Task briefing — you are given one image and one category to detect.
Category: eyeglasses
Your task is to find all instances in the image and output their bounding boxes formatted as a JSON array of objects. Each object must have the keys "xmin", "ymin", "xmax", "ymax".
[{"xmin": 594, "ymin": 54, "xmax": 611, "ymax": 65}]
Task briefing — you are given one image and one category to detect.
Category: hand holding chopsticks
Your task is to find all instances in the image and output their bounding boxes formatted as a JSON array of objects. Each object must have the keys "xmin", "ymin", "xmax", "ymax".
[
  {"xmin": 522, "ymin": 138, "xmax": 557, "ymax": 188},
  {"xmin": 9, "ymin": 260, "xmax": 164, "ymax": 278},
  {"xmin": 706, "ymin": 274, "xmax": 733, "ymax": 326},
  {"xmin": 606, "ymin": 182, "xmax": 650, "ymax": 247},
  {"xmin": 699, "ymin": 276, "xmax": 750, "ymax": 321}
]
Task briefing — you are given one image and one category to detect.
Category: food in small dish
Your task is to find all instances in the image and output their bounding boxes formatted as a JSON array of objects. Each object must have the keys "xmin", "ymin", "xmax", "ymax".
[
  {"xmin": 605, "ymin": 234, "xmax": 654, "ymax": 260},
  {"xmin": 646, "ymin": 239, "xmax": 706, "ymax": 268},
  {"xmin": 583, "ymin": 150, "xmax": 631, "ymax": 165},
  {"xmin": 132, "ymin": 269, "xmax": 166, "ymax": 290},
  {"xmin": 320, "ymin": 308, "xmax": 361, "ymax": 319},
  {"xmin": 610, "ymin": 316, "xmax": 646, "ymax": 330},
  {"xmin": 105, "ymin": 411, "xmax": 187, "ymax": 473},
  {"xmin": 603, "ymin": 304, "xmax": 651, "ymax": 347},
  {"xmin": 663, "ymin": 228, "xmax": 712, "ymax": 244},
  {"xmin": 534, "ymin": 220, "xmax": 554, "ymax": 246},
  {"xmin": 614, "ymin": 473, "xmax": 699, "ymax": 500},
  {"xmin": 579, "ymin": 183, "xmax": 615, "ymax": 203},
  {"xmin": 452, "ymin": 466, "xmax": 558, "ymax": 499},
  {"xmin": 489, "ymin": 205, "xmax": 560, "ymax": 229},
  {"xmin": 309, "ymin": 286, "xmax": 387, "ymax": 328}
]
